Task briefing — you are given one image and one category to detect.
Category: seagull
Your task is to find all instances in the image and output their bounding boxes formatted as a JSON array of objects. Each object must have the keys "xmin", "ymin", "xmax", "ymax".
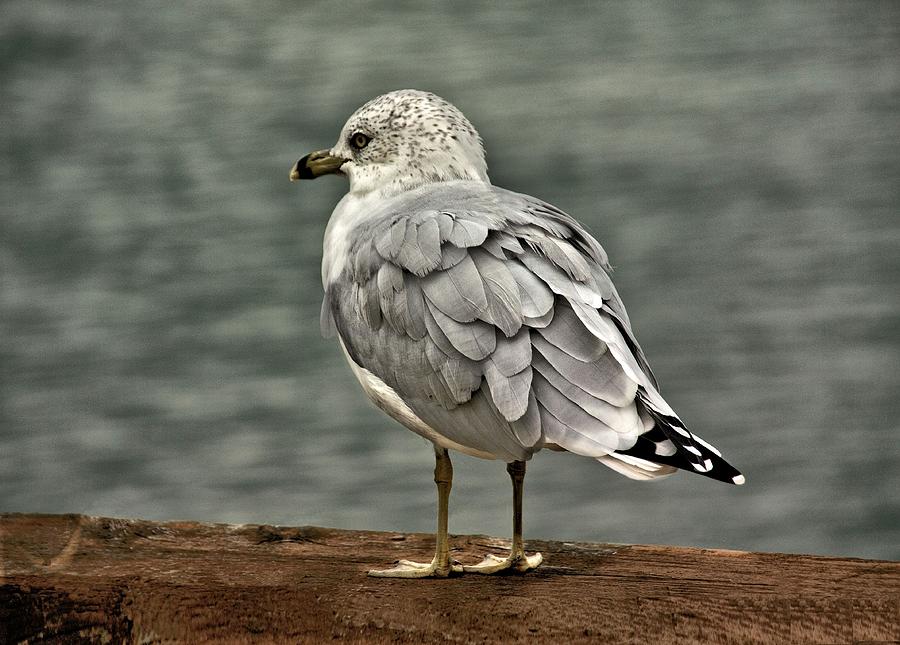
[{"xmin": 291, "ymin": 90, "xmax": 744, "ymax": 578}]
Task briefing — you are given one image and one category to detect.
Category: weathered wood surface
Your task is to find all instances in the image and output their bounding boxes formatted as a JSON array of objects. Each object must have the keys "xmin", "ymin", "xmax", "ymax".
[{"xmin": 1, "ymin": 514, "xmax": 897, "ymax": 644}]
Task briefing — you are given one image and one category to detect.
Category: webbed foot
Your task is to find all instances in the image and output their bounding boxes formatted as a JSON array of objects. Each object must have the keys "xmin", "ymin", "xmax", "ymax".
[
  {"xmin": 368, "ymin": 556, "xmax": 463, "ymax": 578},
  {"xmin": 463, "ymin": 551, "xmax": 543, "ymax": 574}
]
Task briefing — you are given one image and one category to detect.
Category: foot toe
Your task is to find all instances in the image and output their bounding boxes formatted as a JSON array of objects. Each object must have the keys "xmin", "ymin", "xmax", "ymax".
[
  {"xmin": 368, "ymin": 558, "xmax": 462, "ymax": 578},
  {"xmin": 463, "ymin": 551, "xmax": 543, "ymax": 574}
]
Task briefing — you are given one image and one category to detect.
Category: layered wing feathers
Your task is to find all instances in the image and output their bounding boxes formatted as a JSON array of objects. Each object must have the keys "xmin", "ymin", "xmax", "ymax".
[{"xmin": 326, "ymin": 183, "xmax": 742, "ymax": 482}]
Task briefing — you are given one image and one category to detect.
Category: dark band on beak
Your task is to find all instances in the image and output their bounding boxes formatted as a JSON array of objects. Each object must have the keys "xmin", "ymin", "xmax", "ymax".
[
  {"xmin": 290, "ymin": 149, "xmax": 348, "ymax": 181},
  {"xmin": 290, "ymin": 153, "xmax": 317, "ymax": 180}
]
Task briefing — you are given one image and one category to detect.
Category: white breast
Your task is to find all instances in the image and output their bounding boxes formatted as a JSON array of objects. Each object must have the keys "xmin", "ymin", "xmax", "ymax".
[
  {"xmin": 321, "ymin": 191, "xmax": 382, "ymax": 288},
  {"xmin": 321, "ymin": 194, "xmax": 352, "ymax": 287}
]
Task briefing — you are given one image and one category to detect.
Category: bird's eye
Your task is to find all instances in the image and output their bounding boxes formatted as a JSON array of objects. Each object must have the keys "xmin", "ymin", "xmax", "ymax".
[{"xmin": 349, "ymin": 132, "xmax": 371, "ymax": 150}]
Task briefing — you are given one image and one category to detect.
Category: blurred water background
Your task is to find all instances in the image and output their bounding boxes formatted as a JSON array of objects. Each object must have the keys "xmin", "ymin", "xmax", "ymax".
[{"xmin": 2, "ymin": 1, "xmax": 898, "ymax": 560}]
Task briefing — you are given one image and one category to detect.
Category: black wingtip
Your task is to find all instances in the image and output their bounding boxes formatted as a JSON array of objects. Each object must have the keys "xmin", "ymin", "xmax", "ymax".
[{"xmin": 617, "ymin": 400, "xmax": 746, "ymax": 486}]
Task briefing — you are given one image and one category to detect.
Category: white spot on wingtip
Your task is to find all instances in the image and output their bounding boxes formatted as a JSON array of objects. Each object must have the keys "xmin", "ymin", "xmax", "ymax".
[
  {"xmin": 732, "ymin": 474, "xmax": 746, "ymax": 485},
  {"xmin": 654, "ymin": 440, "xmax": 677, "ymax": 457},
  {"xmin": 692, "ymin": 435, "xmax": 723, "ymax": 457},
  {"xmin": 692, "ymin": 459, "xmax": 713, "ymax": 473}
]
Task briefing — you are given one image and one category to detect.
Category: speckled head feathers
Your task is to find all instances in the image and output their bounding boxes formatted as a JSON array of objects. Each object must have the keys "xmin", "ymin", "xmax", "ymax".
[{"xmin": 330, "ymin": 90, "xmax": 489, "ymax": 197}]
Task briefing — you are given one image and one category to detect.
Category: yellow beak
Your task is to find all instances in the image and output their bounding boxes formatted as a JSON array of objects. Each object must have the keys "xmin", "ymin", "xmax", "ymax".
[{"xmin": 289, "ymin": 149, "xmax": 348, "ymax": 181}]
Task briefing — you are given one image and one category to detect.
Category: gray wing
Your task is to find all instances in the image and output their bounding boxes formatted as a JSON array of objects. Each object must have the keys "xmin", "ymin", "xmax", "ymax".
[{"xmin": 325, "ymin": 182, "xmax": 743, "ymax": 482}]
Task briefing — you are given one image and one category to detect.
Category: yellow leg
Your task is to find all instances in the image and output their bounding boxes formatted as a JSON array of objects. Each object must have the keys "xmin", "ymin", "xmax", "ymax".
[
  {"xmin": 368, "ymin": 447, "xmax": 463, "ymax": 578},
  {"xmin": 463, "ymin": 460, "xmax": 543, "ymax": 574}
]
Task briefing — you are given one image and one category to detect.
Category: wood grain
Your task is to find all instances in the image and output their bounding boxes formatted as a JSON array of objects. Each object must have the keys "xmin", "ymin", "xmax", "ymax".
[{"xmin": 1, "ymin": 513, "xmax": 897, "ymax": 644}]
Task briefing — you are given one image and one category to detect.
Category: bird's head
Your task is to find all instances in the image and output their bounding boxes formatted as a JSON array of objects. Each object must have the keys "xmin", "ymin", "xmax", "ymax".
[{"xmin": 291, "ymin": 90, "xmax": 489, "ymax": 198}]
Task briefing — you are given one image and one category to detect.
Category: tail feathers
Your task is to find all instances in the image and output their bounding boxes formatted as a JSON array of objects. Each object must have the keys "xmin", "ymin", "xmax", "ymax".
[
  {"xmin": 597, "ymin": 452, "xmax": 677, "ymax": 481},
  {"xmin": 613, "ymin": 390, "xmax": 746, "ymax": 486}
]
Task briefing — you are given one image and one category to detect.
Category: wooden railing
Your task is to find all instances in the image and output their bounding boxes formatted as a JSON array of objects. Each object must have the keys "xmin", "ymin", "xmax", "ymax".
[{"xmin": 1, "ymin": 513, "xmax": 897, "ymax": 644}]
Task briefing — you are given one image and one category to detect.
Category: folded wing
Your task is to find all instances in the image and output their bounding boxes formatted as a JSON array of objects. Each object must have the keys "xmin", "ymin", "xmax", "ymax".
[{"xmin": 324, "ymin": 182, "xmax": 743, "ymax": 483}]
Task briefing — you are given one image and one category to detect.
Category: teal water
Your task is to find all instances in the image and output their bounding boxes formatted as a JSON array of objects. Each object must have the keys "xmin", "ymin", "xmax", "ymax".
[{"xmin": 2, "ymin": 2, "xmax": 898, "ymax": 559}]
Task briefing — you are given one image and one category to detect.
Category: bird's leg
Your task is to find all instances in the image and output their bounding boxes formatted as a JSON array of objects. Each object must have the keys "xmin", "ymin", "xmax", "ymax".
[
  {"xmin": 463, "ymin": 460, "xmax": 543, "ymax": 574},
  {"xmin": 368, "ymin": 447, "xmax": 463, "ymax": 578}
]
